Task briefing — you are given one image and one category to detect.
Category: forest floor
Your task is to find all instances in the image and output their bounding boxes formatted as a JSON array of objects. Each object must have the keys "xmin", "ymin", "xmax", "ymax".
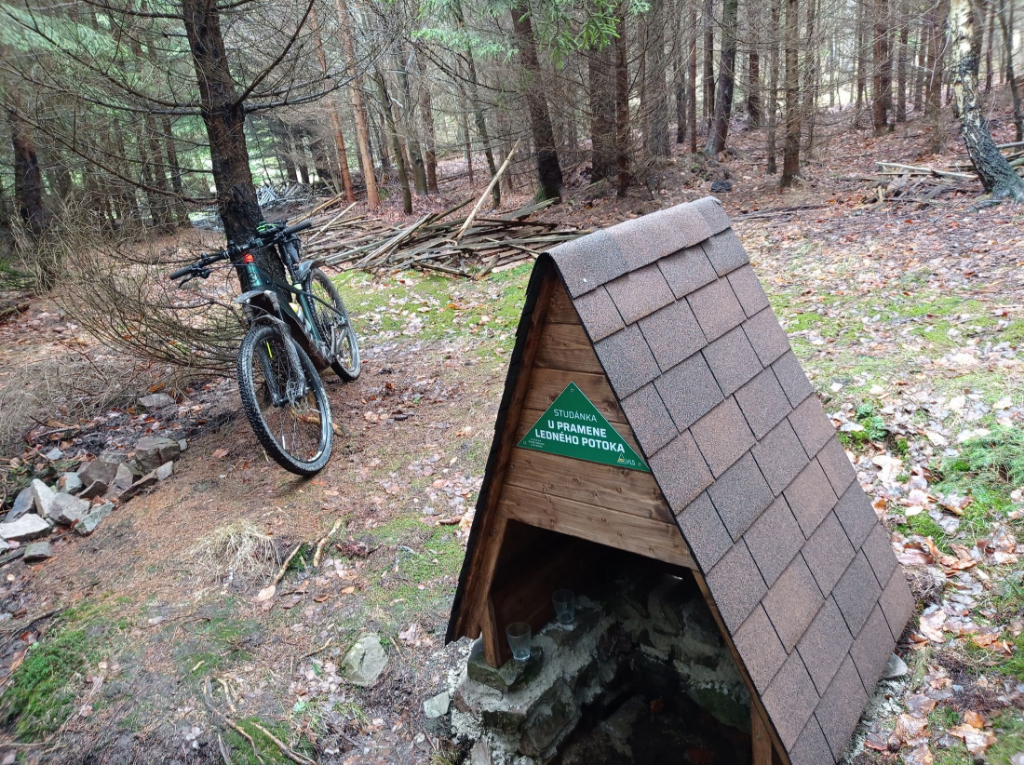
[{"xmin": 1, "ymin": 105, "xmax": 1024, "ymax": 765}]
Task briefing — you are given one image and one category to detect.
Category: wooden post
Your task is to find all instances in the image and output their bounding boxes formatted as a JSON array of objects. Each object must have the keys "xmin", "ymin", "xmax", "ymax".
[{"xmin": 752, "ymin": 705, "xmax": 773, "ymax": 765}]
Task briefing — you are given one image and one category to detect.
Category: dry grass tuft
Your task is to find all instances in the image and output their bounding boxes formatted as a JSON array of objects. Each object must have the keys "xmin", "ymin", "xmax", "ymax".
[{"xmin": 191, "ymin": 521, "xmax": 281, "ymax": 587}]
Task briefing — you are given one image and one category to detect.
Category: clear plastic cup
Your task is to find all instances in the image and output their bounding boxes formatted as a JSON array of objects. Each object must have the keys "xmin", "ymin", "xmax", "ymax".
[
  {"xmin": 506, "ymin": 622, "xmax": 532, "ymax": 661},
  {"xmin": 552, "ymin": 589, "xmax": 575, "ymax": 626}
]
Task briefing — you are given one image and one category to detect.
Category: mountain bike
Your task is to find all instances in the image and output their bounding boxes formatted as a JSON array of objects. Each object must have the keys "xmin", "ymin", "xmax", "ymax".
[{"xmin": 170, "ymin": 220, "xmax": 360, "ymax": 476}]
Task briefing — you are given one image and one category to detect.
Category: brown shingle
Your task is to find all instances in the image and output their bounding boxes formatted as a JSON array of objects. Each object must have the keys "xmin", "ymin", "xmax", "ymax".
[
  {"xmin": 686, "ymin": 278, "xmax": 746, "ymax": 341},
  {"xmin": 789, "ymin": 395, "xmax": 836, "ymax": 457},
  {"xmin": 702, "ymin": 229, "xmax": 749, "ymax": 276},
  {"xmin": 572, "ymin": 286, "xmax": 623, "ymax": 342},
  {"xmin": 745, "ymin": 496, "xmax": 804, "ymax": 586},
  {"xmin": 649, "ymin": 431, "xmax": 713, "ymax": 512},
  {"xmin": 708, "ymin": 453, "xmax": 774, "ymax": 541},
  {"xmin": 815, "ymin": 656, "xmax": 868, "ymax": 759},
  {"xmin": 861, "ymin": 523, "xmax": 898, "ymax": 588},
  {"xmin": 605, "ymin": 205, "xmax": 712, "ymax": 269},
  {"xmin": 690, "ymin": 397, "xmax": 755, "ymax": 477},
  {"xmin": 879, "ymin": 568, "xmax": 915, "ymax": 641},
  {"xmin": 733, "ymin": 605, "xmax": 787, "ymax": 693},
  {"xmin": 752, "ymin": 419, "xmax": 810, "ymax": 495},
  {"xmin": 706, "ymin": 542, "xmax": 767, "ymax": 633},
  {"xmin": 658, "ymin": 245, "xmax": 719, "ymax": 299},
  {"xmin": 789, "ymin": 719, "xmax": 833, "ymax": 765},
  {"xmin": 654, "ymin": 353, "xmax": 724, "ymax": 431},
  {"xmin": 816, "ymin": 438, "xmax": 858, "ymax": 496},
  {"xmin": 604, "ymin": 264, "xmax": 676, "ymax": 325},
  {"xmin": 834, "ymin": 482, "xmax": 878, "ymax": 548},
  {"xmin": 797, "ymin": 597, "xmax": 854, "ymax": 695},
  {"xmin": 691, "ymin": 196, "xmax": 732, "ymax": 234},
  {"xmin": 735, "ymin": 367, "xmax": 793, "ymax": 439},
  {"xmin": 763, "ymin": 556, "xmax": 824, "ymax": 651},
  {"xmin": 772, "ymin": 350, "xmax": 815, "ymax": 406},
  {"xmin": 703, "ymin": 325, "xmax": 764, "ymax": 397},
  {"xmin": 762, "ymin": 651, "xmax": 820, "ymax": 750},
  {"xmin": 638, "ymin": 299, "xmax": 707, "ymax": 372},
  {"xmin": 620, "ymin": 383, "xmax": 677, "ymax": 456},
  {"xmin": 784, "ymin": 459, "xmax": 839, "ymax": 537},
  {"xmin": 674, "ymin": 491, "xmax": 732, "ymax": 570},
  {"xmin": 594, "ymin": 325, "xmax": 660, "ymax": 397},
  {"xmin": 833, "ymin": 553, "xmax": 883, "ymax": 635},
  {"xmin": 850, "ymin": 605, "xmax": 896, "ymax": 692},
  {"xmin": 550, "ymin": 230, "xmax": 628, "ymax": 297},
  {"xmin": 803, "ymin": 513, "xmax": 856, "ymax": 595},
  {"xmin": 727, "ymin": 266, "xmax": 772, "ymax": 317},
  {"xmin": 744, "ymin": 307, "xmax": 792, "ymax": 366}
]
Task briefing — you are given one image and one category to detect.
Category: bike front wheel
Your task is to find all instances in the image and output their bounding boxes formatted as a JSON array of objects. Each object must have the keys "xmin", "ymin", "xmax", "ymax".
[
  {"xmin": 237, "ymin": 323, "xmax": 333, "ymax": 476},
  {"xmin": 307, "ymin": 268, "xmax": 361, "ymax": 381}
]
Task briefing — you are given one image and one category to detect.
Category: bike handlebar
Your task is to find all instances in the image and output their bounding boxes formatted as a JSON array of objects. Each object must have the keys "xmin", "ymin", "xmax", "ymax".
[
  {"xmin": 169, "ymin": 220, "xmax": 311, "ymax": 282},
  {"xmin": 279, "ymin": 220, "xmax": 313, "ymax": 238}
]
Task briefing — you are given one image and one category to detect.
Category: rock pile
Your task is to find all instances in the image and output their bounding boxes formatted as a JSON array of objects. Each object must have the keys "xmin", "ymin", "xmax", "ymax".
[{"xmin": 0, "ymin": 436, "xmax": 185, "ymax": 562}]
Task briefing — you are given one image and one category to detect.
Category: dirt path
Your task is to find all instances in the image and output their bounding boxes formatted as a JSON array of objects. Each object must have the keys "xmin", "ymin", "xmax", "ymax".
[{"xmin": 0, "ymin": 114, "xmax": 1023, "ymax": 764}]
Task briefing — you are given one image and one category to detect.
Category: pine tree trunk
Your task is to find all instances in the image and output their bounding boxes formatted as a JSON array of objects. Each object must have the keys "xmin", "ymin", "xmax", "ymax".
[
  {"xmin": 767, "ymin": 0, "xmax": 780, "ymax": 173},
  {"xmin": 781, "ymin": 0, "xmax": 801, "ymax": 186},
  {"xmin": 374, "ymin": 68, "xmax": 413, "ymax": 213},
  {"xmin": 873, "ymin": 0, "xmax": 892, "ymax": 135},
  {"xmin": 397, "ymin": 52, "xmax": 428, "ymax": 196},
  {"xmin": 645, "ymin": 0, "xmax": 671, "ymax": 157},
  {"xmin": 706, "ymin": 0, "xmax": 739, "ymax": 154},
  {"xmin": 510, "ymin": 1, "xmax": 563, "ymax": 201},
  {"xmin": 181, "ymin": 0, "xmax": 266, "ymax": 260},
  {"xmin": 335, "ymin": 0, "xmax": 380, "ymax": 209},
  {"xmin": 914, "ymin": 23, "xmax": 926, "ymax": 111},
  {"xmin": 896, "ymin": 0, "xmax": 909, "ymax": 121},
  {"xmin": 984, "ymin": 0, "xmax": 995, "ymax": 92},
  {"xmin": 949, "ymin": 0, "xmax": 1024, "ymax": 199},
  {"xmin": 703, "ymin": 0, "xmax": 716, "ymax": 126},
  {"xmin": 996, "ymin": 0, "xmax": 1024, "ymax": 140},
  {"xmin": 454, "ymin": 0, "xmax": 500, "ymax": 206},
  {"xmin": 414, "ymin": 53, "xmax": 439, "ymax": 193},
  {"xmin": 292, "ymin": 130, "xmax": 310, "ymax": 184},
  {"xmin": 7, "ymin": 95, "xmax": 47, "ymax": 235},
  {"xmin": 616, "ymin": 8, "xmax": 632, "ymax": 195},
  {"xmin": 674, "ymin": 3, "xmax": 687, "ymax": 144},
  {"xmin": 310, "ymin": 3, "xmax": 355, "ymax": 202},
  {"xmin": 856, "ymin": 0, "xmax": 868, "ymax": 112},
  {"xmin": 688, "ymin": 3, "xmax": 698, "ymax": 153},
  {"xmin": 803, "ymin": 0, "xmax": 820, "ymax": 151},
  {"xmin": 590, "ymin": 41, "xmax": 618, "ymax": 179},
  {"xmin": 747, "ymin": 20, "xmax": 762, "ymax": 128}
]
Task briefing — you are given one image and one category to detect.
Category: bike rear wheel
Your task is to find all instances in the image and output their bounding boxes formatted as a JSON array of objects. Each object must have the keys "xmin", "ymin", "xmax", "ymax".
[
  {"xmin": 237, "ymin": 323, "xmax": 332, "ymax": 476},
  {"xmin": 307, "ymin": 268, "xmax": 361, "ymax": 381}
]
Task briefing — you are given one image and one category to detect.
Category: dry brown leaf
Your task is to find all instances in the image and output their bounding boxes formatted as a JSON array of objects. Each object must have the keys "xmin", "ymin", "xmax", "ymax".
[{"xmin": 963, "ymin": 710, "xmax": 985, "ymax": 729}]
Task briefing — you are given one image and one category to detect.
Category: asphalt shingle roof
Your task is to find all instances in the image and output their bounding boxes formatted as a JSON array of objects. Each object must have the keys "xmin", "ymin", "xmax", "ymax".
[{"xmin": 448, "ymin": 198, "xmax": 912, "ymax": 765}]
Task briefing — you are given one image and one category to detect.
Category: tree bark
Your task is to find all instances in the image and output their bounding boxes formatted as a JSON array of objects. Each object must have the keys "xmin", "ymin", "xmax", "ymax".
[
  {"xmin": 896, "ymin": 0, "xmax": 909, "ymax": 122},
  {"xmin": 781, "ymin": 0, "xmax": 801, "ymax": 186},
  {"xmin": 673, "ymin": 4, "xmax": 687, "ymax": 144},
  {"xmin": 180, "ymin": 0, "xmax": 266, "ymax": 261},
  {"xmin": 616, "ymin": 8, "xmax": 631, "ymax": 195},
  {"xmin": 703, "ymin": 0, "xmax": 716, "ymax": 126},
  {"xmin": 335, "ymin": 0, "xmax": 380, "ymax": 209},
  {"xmin": 590, "ymin": 41, "xmax": 618, "ymax": 180},
  {"xmin": 873, "ymin": 0, "xmax": 893, "ymax": 135},
  {"xmin": 688, "ymin": 2, "xmax": 698, "ymax": 154},
  {"xmin": 803, "ymin": 0, "xmax": 820, "ymax": 152},
  {"xmin": 397, "ymin": 51, "xmax": 428, "ymax": 196},
  {"xmin": 510, "ymin": 1, "xmax": 563, "ymax": 201},
  {"xmin": 374, "ymin": 67, "xmax": 413, "ymax": 213},
  {"xmin": 949, "ymin": 0, "xmax": 1024, "ymax": 200},
  {"xmin": 856, "ymin": 0, "xmax": 868, "ymax": 112},
  {"xmin": 706, "ymin": 0, "xmax": 739, "ymax": 155},
  {"xmin": 766, "ymin": 0, "xmax": 780, "ymax": 173},
  {"xmin": 645, "ymin": 0, "xmax": 670, "ymax": 157},
  {"xmin": 995, "ymin": 0, "xmax": 1024, "ymax": 141},
  {"xmin": 309, "ymin": 3, "xmax": 355, "ymax": 202},
  {"xmin": 747, "ymin": 17, "xmax": 762, "ymax": 128},
  {"xmin": 7, "ymin": 95, "xmax": 47, "ymax": 235},
  {"xmin": 454, "ymin": 0, "xmax": 500, "ymax": 206},
  {"xmin": 414, "ymin": 52, "xmax": 439, "ymax": 193}
]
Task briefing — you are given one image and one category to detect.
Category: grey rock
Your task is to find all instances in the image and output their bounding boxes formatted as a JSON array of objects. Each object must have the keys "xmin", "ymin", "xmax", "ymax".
[
  {"xmin": 75, "ymin": 503, "xmax": 114, "ymax": 536},
  {"xmin": 134, "ymin": 436, "xmax": 181, "ymax": 473},
  {"xmin": 138, "ymin": 393, "xmax": 174, "ymax": 410},
  {"xmin": 23, "ymin": 541, "xmax": 53, "ymax": 562},
  {"xmin": 710, "ymin": 180, "xmax": 733, "ymax": 193},
  {"xmin": 49, "ymin": 493, "xmax": 90, "ymax": 525},
  {"xmin": 118, "ymin": 471, "xmax": 158, "ymax": 503},
  {"xmin": 30, "ymin": 480, "xmax": 56, "ymax": 517},
  {"xmin": 423, "ymin": 691, "xmax": 450, "ymax": 719},
  {"xmin": 470, "ymin": 741, "xmax": 493, "ymax": 765},
  {"xmin": 882, "ymin": 653, "xmax": 908, "ymax": 679},
  {"xmin": 0, "ymin": 539, "xmax": 9, "ymax": 553},
  {"xmin": 78, "ymin": 455, "xmax": 120, "ymax": 488},
  {"xmin": 0, "ymin": 514, "xmax": 51, "ymax": 542},
  {"xmin": 467, "ymin": 638, "xmax": 544, "ymax": 692},
  {"xmin": 58, "ymin": 472, "xmax": 83, "ymax": 495},
  {"xmin": 155, "ymin": 461, "xmax": 174, "ymax": 481},
  {"xmin": 519, "ymin": 679, "xmax": 576, "ymax": 757},
  {"xmin": 113, "ymin": 463, "xmax": 135, "ymax": 491},
  {"xmin": 6, "ymin": 488, "xmax": 34, "ymax": 522},
  {"xmin": 43, "ymin": 447, "xmax": 63, "ymax": 461},
  {"xmin": 178, "ymin": 439, "xmax": 188, "ymax": 452},
  {"xmin": 80, "ymin": 480, "xmax": 109, "ymax": 500},
  {"xmin": 342, "ymin": 633, "xmax": 388, "ymax": 686}
]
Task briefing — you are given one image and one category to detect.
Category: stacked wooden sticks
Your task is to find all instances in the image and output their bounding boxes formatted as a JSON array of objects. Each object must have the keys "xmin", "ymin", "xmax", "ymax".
[{"xmin": 287, "ymin": 195, "xmax": 587, "ymax": 279}]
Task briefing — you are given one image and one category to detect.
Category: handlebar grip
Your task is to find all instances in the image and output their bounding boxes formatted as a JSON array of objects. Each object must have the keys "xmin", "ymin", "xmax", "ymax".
[
  {"xmin": 280, "ymin": 220, "xmax": 313, "ymax": 238},
  {"xmin": 169, "ymin": 265, "xmax": 193, "ymax": 280}
]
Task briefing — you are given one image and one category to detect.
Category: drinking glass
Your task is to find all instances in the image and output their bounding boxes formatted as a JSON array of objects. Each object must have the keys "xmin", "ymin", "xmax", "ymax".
[
  {"xmin": 553, "ymin": 589, "xmax": 575, "ymax": 626},
  {"xmin": 506, "ymin": 622, "xmax": 532, "ymax": 661}
]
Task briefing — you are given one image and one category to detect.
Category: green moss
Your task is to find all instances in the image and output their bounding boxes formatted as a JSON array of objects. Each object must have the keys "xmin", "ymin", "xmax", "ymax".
[
  {"xmin": 173, "ymin": 609, "xmax": 258, "ymax": 677},
  {"xmin": 1000, "ymin": 319, "xmax": 1024, "ymax": 347},
  {"xmin": 933, "ymin": 745, "xmax": 972, "ymax": 765},
  {"xmin": 1, "ymin": 604, "xmax": 109, "ymax": 740},
  {"xmin": 933, "ymin": 428, "xmax": 1024, "ymax": 530},
  {"xmin": 223, "ymin": 716, "xmax": 313, "ymax": 765}
]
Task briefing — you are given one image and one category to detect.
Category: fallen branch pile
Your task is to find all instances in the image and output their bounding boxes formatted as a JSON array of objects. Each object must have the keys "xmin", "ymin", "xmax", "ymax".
[
  {"xmin": 866, "ymin": 141, "xmax": 1024, "ymax": 204},
  {"xmin": 291, "ymin": 195, "xmax": 588, "ymax": 279}
]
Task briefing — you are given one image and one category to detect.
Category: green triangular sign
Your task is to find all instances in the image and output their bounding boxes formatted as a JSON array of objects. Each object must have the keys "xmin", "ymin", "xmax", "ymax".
[{"xmin": 518, "ymin": 383, "xmax": 651, "ymax": 472}]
